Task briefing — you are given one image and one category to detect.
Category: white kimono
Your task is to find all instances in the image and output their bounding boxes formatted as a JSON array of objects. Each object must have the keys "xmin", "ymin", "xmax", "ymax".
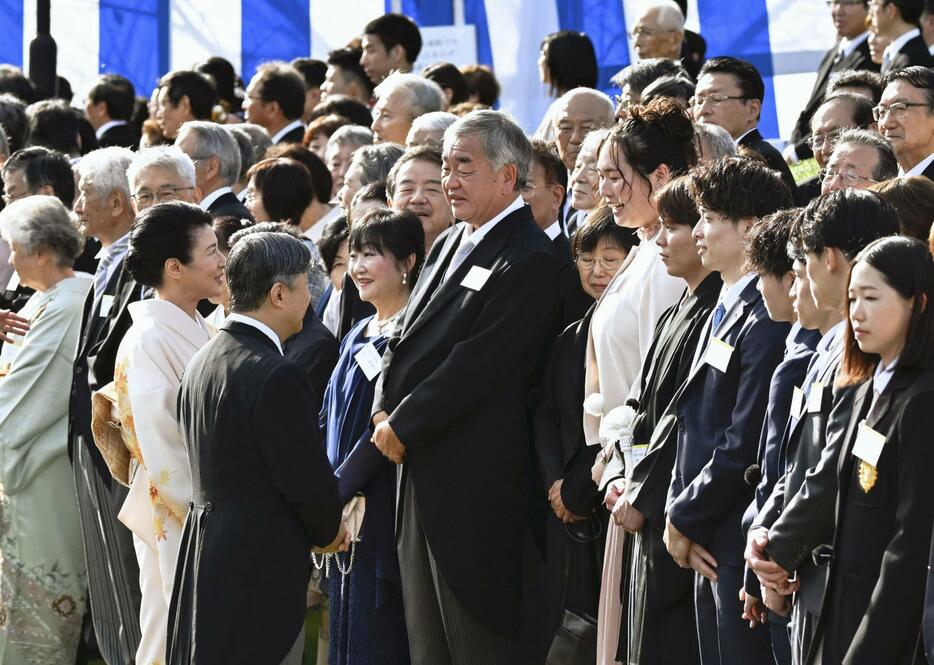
[{"xmin": 114, "ymin": 300, "xmax": 214, "ymax": 665}]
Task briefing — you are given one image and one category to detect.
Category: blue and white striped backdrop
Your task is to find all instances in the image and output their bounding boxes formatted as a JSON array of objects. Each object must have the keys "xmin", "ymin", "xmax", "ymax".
[{"xmin": 0, "ymin": 0, "xmax": 837, "ymax": 142}]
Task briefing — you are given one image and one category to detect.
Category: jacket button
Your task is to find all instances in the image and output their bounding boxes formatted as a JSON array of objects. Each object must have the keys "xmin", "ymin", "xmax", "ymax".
[
  {"xmin": 204, "ymin": 502, "xmax": 213, "ymax": 512},
  {"xmin": 677, "ymin": 423, "xmax": 685, "ymax": 432}
]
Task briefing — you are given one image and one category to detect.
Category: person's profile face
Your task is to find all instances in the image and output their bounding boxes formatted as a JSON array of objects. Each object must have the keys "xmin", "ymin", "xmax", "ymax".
[
  {"xmin": 338, "ymin": 161, "xmax": 365, "ymax": 213},
  {"xmin": 361, "ymin": 34, "xmax": 392, "ymax": 84},
  {"xmin": 441, "ymin": 134, "xmax": 507, "ymax": 226},
  {"xmin": 847, "ymin": 258, "xmax": 913, "ymax": 360},
  {"xmin": 596, "ymin": 142, "xmax": 655, "ymax": 229},
  {"xmin": 570, "ymin": 138, "xmax": 602, "ymax": 211},
  {"xmin": 757, "ymin": 272, "xmax": 795, "ymax": 323},
  {"xmin": 326, "ymin": 142, "xmax": 356, "ymax": 198},
  {"xmin": 74, "ymin": 175, "xmax": 110, "ymax": 240},
  {"xmin": 656, "ymin": 219, "xmax": 702, "ymax": 280},
  {"xmin": 157, "ymin": 86, "xmax": 190, "ymax": 141},
  {"xmin": 282, "ymin": 272, "xmax": 311, "ymax": 337},
  {"xmin": 175, "ymin": 224, "xmax": 226, "ymax": 302},
  {"xmin": 329, "ymin": 240, "xmax": 349, "ymax": 290},
  {"xmin": 791, "ymin": 259, "xmax": 823, "ymax": 330},
  {"xmin": 692, "ymin": 207, "xmax": 746, "ymax": 274},
  {"xmin": 371, "ymin": 90, "xmax": 412, "ymax": 144}
]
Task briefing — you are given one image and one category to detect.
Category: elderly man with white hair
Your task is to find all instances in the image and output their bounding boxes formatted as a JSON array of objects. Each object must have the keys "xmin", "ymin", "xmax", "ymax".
[
  {"xmin": 631, "ymin": 0, "xmax": 685, "ymax": 61},
  {"xmin": 694, "ymin": 121, "xmax": 738, "ymax": 163},
  {"xmin": 371, "ymin": 72, "xmax": 445, "ymax": 144},
  {"xmin": 175, "ymin": 120, "xmax": 253, "ymax": 220},
  {"xmin": 127, "ymin": 145, "xmax": 201, "ymax": 213},
  {"xmin": 406, "ymin": 110, "xmax": 458, "ymax": 147}
]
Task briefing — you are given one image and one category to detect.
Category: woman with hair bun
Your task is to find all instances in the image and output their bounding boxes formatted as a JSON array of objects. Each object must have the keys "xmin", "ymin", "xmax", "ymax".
[
  {"xmin": 584, "ymin": 97, "xmax": 698, "ymax": 664},
  {"xmin": 114, "ymin": 201, "xmax": 225, "ymax": 665}
]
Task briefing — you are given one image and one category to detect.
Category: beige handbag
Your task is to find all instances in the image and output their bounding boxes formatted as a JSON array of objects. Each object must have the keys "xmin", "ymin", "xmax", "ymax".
[{"xmin": 90, "ymin": 381, "xmax": 132, "ymax": 487}]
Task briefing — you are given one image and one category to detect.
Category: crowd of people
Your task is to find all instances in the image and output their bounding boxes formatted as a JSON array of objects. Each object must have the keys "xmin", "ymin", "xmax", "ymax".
[{"xmin": 0, "ymin": 1, "xmax": 933, "ymax": 664}]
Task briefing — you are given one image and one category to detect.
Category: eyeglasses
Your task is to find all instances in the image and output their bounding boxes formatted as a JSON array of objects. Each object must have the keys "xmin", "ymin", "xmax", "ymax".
[
  {"xmin": 576, "ymin": 255, "xmax": 623, "ymax": 272},
  {"xmin": 807, "ymin": 129, "xmax": 844, "ymax": 150},
  {"xmin": 818, "ymin": 168, "xmax": 877, "ymax": 185},
  {"xmin": 872, "ymin": 102, "xmax": 930, "ymax": 121},
  {"xmin": 689, "ymin": 94, "xmax": 748, "ymax": 108},
  {"xmin": 824, "ymin": 0, "xmax": 867, "ymax": 7},
  {"xmin": 131, "ymin": 186, "xmax": 195, "ymax": 206},
  {"xmin": 629, "ymin": 27, "xmax": 677, "ymax": 39}
]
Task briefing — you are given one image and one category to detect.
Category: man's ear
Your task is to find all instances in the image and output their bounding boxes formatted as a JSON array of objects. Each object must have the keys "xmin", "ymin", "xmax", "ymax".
[{"xmin": 388, "ymin": 44, "xmax": 408, "ymax": 67}]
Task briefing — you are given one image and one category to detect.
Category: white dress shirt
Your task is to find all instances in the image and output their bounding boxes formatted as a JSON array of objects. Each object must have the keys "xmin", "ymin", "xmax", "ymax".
[
  {"xmin": 96, "ymin": 233, "xmax": 131, "ymax": 288},
  {"xmin": 199, "ymin": 186, "xmax": 233, "ymax": 211},
  {"xmin": 733, "ymin": 127, "xmax": 756, "ymax": 146},
  {"xmin": 838, "ymin": 31, "xmax": 870, "ymax": 59},
  {"xmin": 902, "ymin": 151, "xmax": 934, "ymax": 177},
  {"xmin": 883, "ymin": 28, "xmax": 921, "ymax": 67},
  {"xmin": 270, "ymin": 120, "xmax": 305, "ymax": 144},
  {"xmin": 226, "ymin": 313, "xmax": 283, "ymax": 354},
  {"xmin": 543, "ymin": 220, "xmax": 562, "ymax": 241},
  {"xmin": 443, "ymin": 196, "xmax": 525, "ymax": 281},
  {"xmin": 95, "ymin": 119, "xmax": 128, "ymax": 140}
]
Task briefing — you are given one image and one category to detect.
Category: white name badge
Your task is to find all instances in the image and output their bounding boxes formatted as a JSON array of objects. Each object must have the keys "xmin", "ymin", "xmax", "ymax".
[
  {"xmin": 705, "ymin": 337, "xmax": 734, "ymax": 373},
  {"xmin": 354, "ymin": 342, "xmax": 383, "ymax": 381},
  {"xmin": 99, "ymin": 294, "xmax": 115, "ymax": 317},
  {"xmin": 631, "ymin": 444, "xmax": 649, "ymax": 467},
  {"xmin": 791, "ymin": 386, "xmax": 805, "ymax": 419},
  {"xmin": 4, "ymin": 271, "xmax": 20, "ymax": 292},
  {"xmin": 852, "ymin": 421, "xmax": 886, "ymax": 467},
  {"xmin": 807, "ymin": 382, "xmax": 825, "ymax": 413},
  {"xmin": 461, "ymin": 265, "xmax": 492, "ymax": 291}
]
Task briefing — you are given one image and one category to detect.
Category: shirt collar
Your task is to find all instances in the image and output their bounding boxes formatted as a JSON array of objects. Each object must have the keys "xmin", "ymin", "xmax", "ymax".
[
  {"xmin": 733, "ymin": 127, "xmax": 756, "ymax": 146},
  {"xmin": 873, "ymin": 355, "xmax": 899, "ymax": 395},
  {"xmin": 199, "ymin": 186, "xmax": 233, "ymax": 211},
  {"xmin": 839, "ymin": 31, "xmax": 869, "ymax": 58},
  {"xmin": 462, "ymin": 196, "xmax": 525, "ymax": 248},
  {"xmin": 95, "ymin": 232, "xmax": 131, "ymax": 260},
  {"xmin": 543, "ymin": 220, "xmax": 562, "ymax": 241},
  {"xmin": 226, "ymin": 312, "xmax": 284, "ymax": 354},
  {"xmin": 883, "ymin": 28, "xmax": 921, "ymax": 63},
  {"xmin": 95, "ymin": 119, "xmax": 128, "ymax": 140},
  {"xmin": 270, "ymin": 119, "xmax": 305, "ymax": 144},
  {"xmin": 819, "ymin": 320, "xmax": 846, "ymax": 354},
  {"xmin": 902, "ymin": 151, "xmax": 934, "ymax": 177},
  {"xmin": 718, "ymin": 272, "xmax": 756, "ymax": 313}
]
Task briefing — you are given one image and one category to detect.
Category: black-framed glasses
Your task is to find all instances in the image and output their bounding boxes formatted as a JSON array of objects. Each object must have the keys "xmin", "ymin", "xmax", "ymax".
[
  {"xmin": 131, "ymin": 186, "xmax": 195, "ymax": 206},
  {"xmin": 690, "ymin": 94, "xmax": 748, "ymax": 108},
  {"xmin": 818, "ymin": 168, "xmax": 877, "ymax": 185},
  {"xmin": 872, "ymin": 102, "xmax": 930, "ymax": 121}
]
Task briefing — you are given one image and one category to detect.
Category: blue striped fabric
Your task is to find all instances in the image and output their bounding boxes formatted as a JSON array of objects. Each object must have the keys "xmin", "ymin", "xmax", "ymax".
[
  {"xmin": 557, "ymin": 0, "xmax": 630, "ymax": 92},
  {"xmin": 402, "ymin": 0, "xmax": 454, "ymax": 27},
  {"xmin": 242, "ymin": 0, "xmax": 311, "ymax": 82},
  {"xmin": 463, "ymin": 0, "xmax": 493, "ymax": 67},
  {"xmin": 98, "ymin": 0, "xmax": 168, "ymax": 95},
  {"xmin": 0, "ymin": 0, "xmax": 23, "ymax": 70}
]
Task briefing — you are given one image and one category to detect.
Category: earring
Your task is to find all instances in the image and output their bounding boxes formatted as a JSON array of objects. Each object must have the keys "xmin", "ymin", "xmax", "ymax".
[{"xmin": 402, "ymin": 272, "xmax": 407, "ymax": 285}]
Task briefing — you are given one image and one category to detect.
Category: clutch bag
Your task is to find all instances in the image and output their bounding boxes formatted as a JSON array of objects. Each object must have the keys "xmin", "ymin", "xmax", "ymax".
[{"xmin": 90, "ymin": 381, "xmax": 132, "ymax": 487}]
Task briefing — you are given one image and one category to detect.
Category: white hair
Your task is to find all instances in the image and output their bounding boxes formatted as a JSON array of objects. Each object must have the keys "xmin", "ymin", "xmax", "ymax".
[
  {"xmin": 642, "ymin": 0, "xmax": 685, "ymax": 30},
  {"xmin": 0, "ymin": 195, "xmax": 84, "ymax": 266},
  {"xmin": 443, "ymin": 110, "xmax": 532, "ymax": 188},
  {"xmin": 694, "ymin": 122, "xmax": 737, "ymax": 161},
  {"xmin": 374, "ymin": 73, "xmax": 445, "ymax": 120},
  {"xmin": 76, "ymin": 146, "xmax": 135, "ymax": 201},
  {"xmin": 126, "ymin": 145, "xmax": 196, "ymax": 190},
  {"xmin": 328, "ymin": 124, "xmax": 373, "ymax": 151},
  {"xmin": 406, "ymin": 111, "xmax": 458, "ymax": 145}
]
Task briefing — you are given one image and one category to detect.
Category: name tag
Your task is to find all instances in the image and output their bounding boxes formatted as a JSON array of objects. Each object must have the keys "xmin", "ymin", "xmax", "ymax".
[
  {"xmin": 852, "ymin": 421, "xmax": 886, "ymax": 467},
  {"xmin": 705, "ymin": 337, "xmax": 734, "ymax": 373},
  {"xmin": 791, "ymin": 386, "xmax": 805, "ymax": 419},
  {"xmin": 99, "ymin": 294, "xmax": 115, "ymax": 317},
  {"xmin": 807, "ymin": 381, "xmax": 825, "ymax": 413},
  {"xmin": 4, "ymin": 271, "xmax": 20, "ymax": 292},
  {"xmin": 354, "ymin": 342, "xmax": 383, "ymax": 381},
  {"xmin": 631, "ymin": 444, "xmax": 649, "ymax": 467},
  {"xmin": 461, "ymin": 266, "xmax": 492, "ymax": 291}
]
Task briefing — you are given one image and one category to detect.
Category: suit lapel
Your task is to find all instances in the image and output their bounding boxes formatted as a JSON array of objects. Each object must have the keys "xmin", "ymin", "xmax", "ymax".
[{"xmin": 401, "ymin": 226, "xmax": 464, "ymax": 333}]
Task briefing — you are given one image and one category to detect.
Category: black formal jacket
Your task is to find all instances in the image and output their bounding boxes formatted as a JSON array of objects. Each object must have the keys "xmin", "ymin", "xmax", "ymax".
[
  {"xmin": 881, "ymin": 34, "xmax": 934, "ymax": 73},
  {"xmin": 275, "ymin": 124, "xmax": 306, "ymax": 145},
  {"xmin": 807, "ymin": 366, "xmax": 934, "ymax": 665},
  {"xmin": 373, "ymin": 206, "xmax": 559, "ymax": 636},
  {"xmin": 739, "ymin": 128, "xmax": 798, "ymax": 197},
  {"xmin": 789, "ymin": 38, "xmax": 876, "ymax": 159},
  {"xmin": 552, "ymin": 232, "xmax": 593, "ymax": 332},
  {"xmin": 921, "ymin": 159, "xmax": 934, "ymax": 183},
  {"xmin": 794, "ymin": 176, "xmax": 822, "ymax": 207},
  {"xmin": 206, "ymin": 190, "xmax": 254, "ymax": 222},
  {"xmin": 98, "ymin": 122, "xmax": 140, "ymax": 149},
  {"xmin": 667, "ymin": 278, "xmax": 790, "ymax": 566},
  {"xmin": 168, "ymin": 321, "xmax": 342, "ymax": 665},
  {"xmin": 284, "ymin": 304, "xmax": 339, "ymax": 410}
]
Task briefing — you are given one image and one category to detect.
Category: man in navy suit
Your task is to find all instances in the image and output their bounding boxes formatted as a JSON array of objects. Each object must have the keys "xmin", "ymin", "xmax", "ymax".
[
  {"xmin": 871, "ymin": 0, "xmax": 934, "ymax": 72},
  {"xmin": 175, "ymin": 121, "xmax": 254, "ymax": 221},
  {"xmin": 664, "ymin": 157, "xmax": 793, "ymax": 664},
  {"xmin": 243, "ymin": 62, "xmax": 308, "ymax": 145}
]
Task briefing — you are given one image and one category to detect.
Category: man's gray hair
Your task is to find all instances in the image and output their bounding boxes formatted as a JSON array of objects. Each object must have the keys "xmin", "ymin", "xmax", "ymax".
[
  {"xmin": 0, "ymin": 124, "xmax": 8, "ymax": 159},
  {"xmin": 76, "ymin": 146, "xmax": 135, "ymax": 201},
  {"xmin": 0, "ymin": 195, "xmax": 84, "ymax": 267},
  {"xmin": 176, "ymin": 120, "xmax": 241, "ymax": 185},
  {"xmin": 642, "ymin": 0, "xmax": 685, "ymax": 30},
  {"xmin": 226, "ymin": 231, "xmax": 311, "ymax": 312},
  {"xmin": 236, "ymin": 122, "xmax": 273, "ymax": 164},
  {"xmin": 694, "ymin": 122, "xmax": 737, "ymax": 161},
  {"xmin": 443, "ymin": 110, "xmax": 532, "ymax": 189},
  {"xmin": 127, "ymin": 145, "xmax": 196, "ymax": 190},
  {"xmin": 406, "ymin": 111, "xmax": 458, "ymax": 145},
  {"xmin": 374, "ymin": 73, "xmax": 445, "ymax": 120},
  {"xmin": 328, "ymin": 124, "xmax": 374, "ymax": 151},
  {"xmin": 579, "ymin": 128, "xmax": 611, "ymax": 160},
  {"xmin": 350, "ymin": 142, "xmax": 405, "ymax": 186},
  {"xmin": 227, "ymin": 126, "xmax": 255, "ymax": 183},
  {"xmin": 833, "ymin": 128, "xmax": 899, "ymax": 181}
]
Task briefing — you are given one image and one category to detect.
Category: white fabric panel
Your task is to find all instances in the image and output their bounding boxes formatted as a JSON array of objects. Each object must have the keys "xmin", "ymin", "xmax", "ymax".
[
  {"xmin": 170, "ymin": 0, "xmax": 242, "ymax": 76},
  {"xmin": 24, "ymin": 0, "xmax": 101, "ymax": 103},
  {"xmin": 310, "ymin": 0, "xmax": 386, "ymax": 59}
]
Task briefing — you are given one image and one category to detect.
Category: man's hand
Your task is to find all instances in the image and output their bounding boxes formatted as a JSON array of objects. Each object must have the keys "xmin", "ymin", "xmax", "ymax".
[
  {"xmin": 372, "ymin": 419, "xmax": 406, "ymax": 464},
  {"xmin": 687, "ymin": 542, "xmax": 718, "ymax": 581},
  {"xmin": 0, "ymin": 309, "xmax": 29, "ymax": 343},
  {"xmin": 745, "ymin": 528, "xmax": 796, "ymax": 592},
  {"xmin": 611, "ymin": 497, "xmax": 646, "ymax": 534},
  {"xmin": 739, "ymin": 588, "xmax": 767, "ymax": 628},
  {"xmin": 664, "ymin": 517, "xmax": 692, "ymax": 568},
  {"xmin": 549, "ymin": 479, "xmax": 586, "ymax": 524},
  {"xmin": 313, "ymin": 521, "xmax": 349, "ymax": 554},
  {"xmin": 603, "ymin": 478, "xmax": 625, "ymax": 512}
]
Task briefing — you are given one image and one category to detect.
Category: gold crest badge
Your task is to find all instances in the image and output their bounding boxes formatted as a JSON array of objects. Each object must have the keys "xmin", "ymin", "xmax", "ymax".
[{"xmin": 858, "ymin": 460, "xmax": 877, "ymax": 493}]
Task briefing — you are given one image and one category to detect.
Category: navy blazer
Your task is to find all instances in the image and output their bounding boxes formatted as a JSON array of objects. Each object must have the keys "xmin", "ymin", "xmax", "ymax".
[{"xmin": 667, "ymin": 277, "xmax": 790, "ymax": 566}]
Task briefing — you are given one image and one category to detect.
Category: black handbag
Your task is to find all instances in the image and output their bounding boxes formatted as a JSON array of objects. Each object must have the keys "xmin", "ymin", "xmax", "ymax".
[{"xmin": 545, "ymin": 609, "xmax": 598, "ymax": 665}]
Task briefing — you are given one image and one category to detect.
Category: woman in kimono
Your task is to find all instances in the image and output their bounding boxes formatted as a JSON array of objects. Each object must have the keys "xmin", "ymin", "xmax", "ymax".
[
  {"xmin": 0, "ymin": 196, "xmax": 92, "ymax": 664},
  {"xmin": 320, "ymin": 209, "xmax": 424, "ymax": 665},
  {"xmin": 584, "ymin": 98, "xmax": 697, "ymax": 664},
  {"xmin": 114, "ymin": 201, "xmax": 225, "ymax": 665},
  {"xmin": 808, "ymin": 236, "xmax": 934, "ymax": 664}
]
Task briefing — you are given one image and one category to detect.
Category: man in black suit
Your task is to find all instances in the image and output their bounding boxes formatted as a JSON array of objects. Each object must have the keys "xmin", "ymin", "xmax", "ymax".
[
  {"xmin": 85, "ymin": 74, "xmax": 140, "ymax": 149},
  {"xmin": 877, "ymin": 66, "xmax": 934, "ymax": 179},
  {"xmin": 664, "ymin": 158, "xmax": 793, "ymax": 664},
  {"xmin": 243, "ymin": 62, "xmax": 307, "ymax": 145},
  {"xmin": 70, "ymin": 146, "xmax": 142, "ymax": 665},
  {"xmin": 525, "ymin": 140, "xmax": 593, "ymax": 329},
  {"xmin": 692, "ymin": 57, "xmax": 797, "ymax": 196},
  {"xmin": 871, "ymin": 0, "xmax": 934, "ymax": 71},
  {"xmin": 785, "ymin": 0, "xmax": 876, "ymax": 163},
  {"xmin": 175, "ymin": 120, "xmax": 253, "ymax": 221},
  {"xmin": 370, "ymin": 110, "xmax": 559, "ymax": 664},
  {"xmin": 155, "ymin": 70, "xmax": 218, "ymax": 142},
  {"xmin": 322, "ymin": 47, "xmax": 374, "ymax": 105}
]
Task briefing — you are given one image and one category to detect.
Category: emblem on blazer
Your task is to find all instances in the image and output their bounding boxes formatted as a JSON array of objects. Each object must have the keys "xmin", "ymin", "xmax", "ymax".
[{"xmin": 858, "ymin": 460, "xmax": 877, "ymax": 493}]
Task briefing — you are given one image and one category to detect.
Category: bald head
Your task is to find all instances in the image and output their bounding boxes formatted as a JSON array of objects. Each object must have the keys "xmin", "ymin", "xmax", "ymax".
[{"xmin": 553, "ymin": 88, "xmax": 615, "ymax": 170}]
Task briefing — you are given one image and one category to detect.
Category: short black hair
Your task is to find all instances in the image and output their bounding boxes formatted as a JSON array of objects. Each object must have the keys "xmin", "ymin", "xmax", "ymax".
[
  {"xmin": 641, "ymin": 75, "xmax": 696, "ymax": 106},
  {"xmin": 698, "ymin": 57, "xmax": 765, "ymax": 102},
  {"xmin": 291, "ymin": 58, "xmax": 328, "ymax": 89},
  {"xmin": 798, "ymin": 188, "xmax": 899, "ymax": 259},
  {"xmin": 820, "ymin": 92, "xmax": 875, "ymax": 129},
  {"xmin": 422, "ymin": 63, "xmax": 468, "ymax": 106},
  {"xmin": 540, "ymin": 31, "xmax": 598, "ymax": 95},
  {"xmin": 882, "ymin": 65, "xmax": 934, "ymax": 109},
  {"xmin": 572, "ymin": 205, "xmax": 639, "ymax": 257},
  {"xmin": 254, "ymin": 62, "xmax": 307, "ymax": 121},
  {"xmin": 158, "ymin": 70, "xmax": 218, "ymax": 120},
  {"xmin": 349, "ymin": 207, "xmax": 425, "ymax": 283},
  {"xmin": 460, "ymin": 65, "xmax": 500, "ymax": 106},
  {"xmin": 884, "ymin": 0, "xmax": 925, "ymax": 24},
  {"xmin": 326, "ymin": 47, "xmax": 374, "ymax": 97},
  {"xmin": 126, "ymin": 201, "xmax": 213, "ymax": 287},
  {"xmin": 213, "ymin": 215, "xmax": 253, "ymax": 254},
  {"xmin": 2, "ymin": 146, "xmax": 76, "ymax": 207},
  {"xmin": 690, "ymin": 156, "xmax": 793, "ymax": 221},
  {"xmin": 247, "ymin": 157, "xmax": 314, "ymax": 226},
  {"xmin": 746, "ymin": 208, "xmax": 800, "ymax": 277},
  {"xmin": 88, "ymin": 74, "xmax": 136, "ymax": 121},
  {"xmin": 529, "ymin": 139, "xmax": 568, "ymax": 193},
  {"xmin": 318, "ymin": 213, "xmax": 349, "ymax": 273},
  {"xmin": 364, "ymin": 13, "xmax": 423, "ymax": 64},
  {"xmin": 826, "ymin": 69, "xmax": 885, "ymax": 104},
  {"xmin": 265, "ymin": 144, "xmax": 333, "ymax": 205},
  {"xmin": 226, "ymin": 230, "xmax": 311, "ymax": 312},
  {"xmin": 309, "ymin": 95, "xmax": 373, "ymax": 127},
  {"xmin": 0, "ymin": 66, "xmax": 36, "ymax": 104},
  {"xmin": 612, "ymin": 58, "xmax": 688, "ymax": 96},
  {"xmin": 0, "ymin": 93, "xmax": 28, "ymax": 152},
  {"xmin": 195, "ymin": 56, "xmax": 241, "ymax": 111},
  {"xmin": 656, "ymin": 174, "xmax": 699, "ymax": 227},
  {"xmin": 26, "ymin": 99, "xmax": 80, "ymax": 154}
]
